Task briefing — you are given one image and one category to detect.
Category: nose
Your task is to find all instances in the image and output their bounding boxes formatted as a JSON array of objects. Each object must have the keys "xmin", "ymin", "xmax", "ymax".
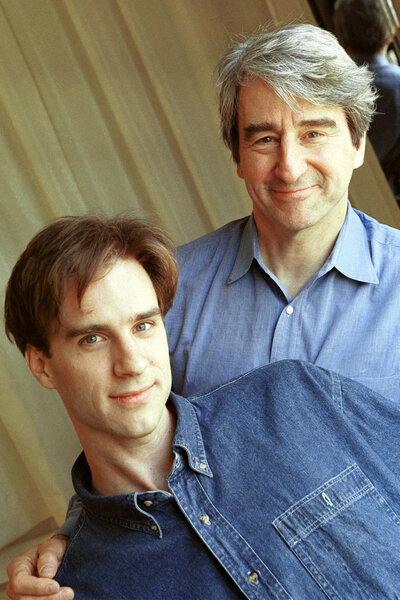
[
  {"xmin": 274, "ymin": 138, "xmax": 307, "ymax": 183},
  {"xmin": 113, "ymin": 337, "xmax": 147, "ymax": 378}
]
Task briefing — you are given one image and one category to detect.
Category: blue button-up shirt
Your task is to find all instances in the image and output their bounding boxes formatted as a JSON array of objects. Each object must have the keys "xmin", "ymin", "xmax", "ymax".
[
  {"xmin": 55, "ymin": 360, "xmax": 400, "ymax": 599},
  {"xmin": 166, "ymin": 207, "xmax": 400, "ymax": 401}
]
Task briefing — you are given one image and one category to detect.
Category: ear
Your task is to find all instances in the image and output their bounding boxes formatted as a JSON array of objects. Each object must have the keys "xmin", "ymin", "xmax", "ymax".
[
  {"xmin": 354, "ymin": 133, "xmax": 366, "ymax": 170},
  {"xmin": 236, "ymin": 162, "xmax": 244, "ymax": 179},
  {"xmin": 25, "ymin": 345, "xmax": 56, "ymax": 390}
]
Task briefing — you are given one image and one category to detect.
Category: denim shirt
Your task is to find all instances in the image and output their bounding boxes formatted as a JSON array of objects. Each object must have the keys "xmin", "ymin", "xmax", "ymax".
[
  {"xmin": 56, "ymin": 360, "xmax": 400, "ymax": 599},
  {"xmin": 166, "ymin": 207, "xmax": 400, "ymax": 401}
]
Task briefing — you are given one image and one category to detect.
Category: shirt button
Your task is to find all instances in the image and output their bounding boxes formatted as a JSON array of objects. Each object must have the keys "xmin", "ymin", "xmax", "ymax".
[
  {"xmin": 198, "ymin": 462, "xmax": 207, "ymax": 470},
  {"xmin": 143, "ymin": 500, "xmax": 153, "ymax": 507},
  {"xmin": 286, "ymin": 305, "xmax": 294, "ymax": 315},
  {"xmin": 150, "ymin": 524, "xmax": 158, "ymax": 532},
  {"xmin": 247, "ymin": 571, "xmax": 259, "ymax": 584},
  {"xmin": 199, "ymin": 513, "xmax": 210, "ymax": 525}
]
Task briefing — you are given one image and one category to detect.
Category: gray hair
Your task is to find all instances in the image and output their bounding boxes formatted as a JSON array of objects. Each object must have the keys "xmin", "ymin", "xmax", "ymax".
[{"xmin": 216, "ymin": 23, "xmax": 377, "ymax": 163}]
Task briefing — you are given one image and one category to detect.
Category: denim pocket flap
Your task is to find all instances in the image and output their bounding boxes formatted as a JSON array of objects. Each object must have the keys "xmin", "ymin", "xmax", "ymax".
[
  {"xmin": 272, "ymin": 464, "xmax": 400, "ymax": 599},
  {"xmin": 273, "ymin": 463, "xmax": 372, "ymax": 546}
]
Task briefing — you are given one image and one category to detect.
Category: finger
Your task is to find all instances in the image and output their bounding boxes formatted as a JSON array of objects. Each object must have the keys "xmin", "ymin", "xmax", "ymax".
[
  {"xmin": 6, "ymin": 579, "xmax": 74, "ymax": 600},
  {"xmin": 7, "ymin": 545, "xmax": 40, "ymax": 580},
  {"xmin": 7, "ymin": 572, "xmax": 59, "ymax": 596},
  {"xmin": 37, "ymin": 537, "xmax": 68, "ymax": 578}
]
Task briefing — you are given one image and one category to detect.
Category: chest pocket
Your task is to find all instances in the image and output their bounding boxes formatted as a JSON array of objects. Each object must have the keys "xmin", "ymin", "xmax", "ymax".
[{"xmin": 273, "ymin": 464, "xmax": 400, "ymax": 599}]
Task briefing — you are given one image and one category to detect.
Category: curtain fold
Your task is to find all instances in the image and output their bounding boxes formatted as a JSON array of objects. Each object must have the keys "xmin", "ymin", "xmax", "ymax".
[{"xmin": 0, "ymin": 0, "xmax": 398, "ymax": 590}]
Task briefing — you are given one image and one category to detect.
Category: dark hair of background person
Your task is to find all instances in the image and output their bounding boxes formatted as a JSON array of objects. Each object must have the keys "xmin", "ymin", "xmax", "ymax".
[{"xmin": 333, "ymin": 0, "xmax": 393, "ymax": 55}]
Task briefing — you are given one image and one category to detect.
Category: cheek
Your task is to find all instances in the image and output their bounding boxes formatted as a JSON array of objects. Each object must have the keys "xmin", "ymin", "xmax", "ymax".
[
  {"xmin": 241, "ymin": 164, "xmax": 271, "ymax": 189},
  {"xmin": 155, "ymin": 337, "xmax": 172, "ymax": 384},
  {"xmin": 53, "ymin": 359, "xmax": 106, "ymax": 400}
]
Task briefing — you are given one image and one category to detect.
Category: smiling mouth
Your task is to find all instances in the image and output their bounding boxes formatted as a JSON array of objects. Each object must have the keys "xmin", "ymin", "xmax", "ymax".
[
  {"xmin": 272, "ymin": 185, "xmax": 316, "ymax": 194},
  {"xmin": 109, "ymin": 384, "xmax": 154, "ymax": 404},
  {"xmin": 270, "ymin": 185, "xmax": 319, "ymax": 200}
]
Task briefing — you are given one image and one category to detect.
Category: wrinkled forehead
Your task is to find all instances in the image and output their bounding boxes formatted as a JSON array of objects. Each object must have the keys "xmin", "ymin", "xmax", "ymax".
[{"xmin": 237, "ymin": 78, "xmax": 348, "ymax": 127}]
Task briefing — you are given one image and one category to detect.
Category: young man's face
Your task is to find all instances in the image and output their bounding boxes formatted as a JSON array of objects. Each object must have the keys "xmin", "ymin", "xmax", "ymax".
[
  {"xmin": 236, "ymin": 78, "xmax": 366, "ymax": 235},
  {"xmin": 27, "ymin": 258, "xmax": 172, "ymax": 447}
]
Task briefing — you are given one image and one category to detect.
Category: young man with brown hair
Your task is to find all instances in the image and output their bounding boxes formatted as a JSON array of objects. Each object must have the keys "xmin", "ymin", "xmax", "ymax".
[{"xmin": 4, "ymin": 215, "xmax": 400, "ymax": 599}]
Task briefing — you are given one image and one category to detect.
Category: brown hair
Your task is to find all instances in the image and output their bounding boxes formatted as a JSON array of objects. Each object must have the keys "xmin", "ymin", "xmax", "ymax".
[{"xmin": 4, "ymin": 215, "xmax": 178, "ymax": 357}]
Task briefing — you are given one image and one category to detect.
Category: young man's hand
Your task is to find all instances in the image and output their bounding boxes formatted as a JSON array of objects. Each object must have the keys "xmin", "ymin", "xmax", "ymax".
[{"xmin": 6, "ymin": 536, "xmax": 73, "ymax": 599}]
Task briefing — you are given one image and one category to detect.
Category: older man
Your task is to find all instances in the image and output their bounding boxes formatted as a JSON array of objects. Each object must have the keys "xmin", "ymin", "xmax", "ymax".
[
  {"xmin": 168, "ymin": 23, "xmax": 399, "ymax": 400},
  {"xmin": 6, "ymin": 22, "xmax": 400, "ymax": 599}
]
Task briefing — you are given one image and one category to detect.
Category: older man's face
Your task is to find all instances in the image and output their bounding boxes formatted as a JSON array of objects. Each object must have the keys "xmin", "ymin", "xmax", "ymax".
[{"xmin": 236, "ymin": 78, "xmax": 365, "ymax": 236}]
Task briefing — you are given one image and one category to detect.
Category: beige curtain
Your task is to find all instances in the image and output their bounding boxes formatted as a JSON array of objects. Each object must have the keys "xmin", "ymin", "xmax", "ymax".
[{"xmin": 0, "ymin": 0, "xmax": 398, "ymax": 591}]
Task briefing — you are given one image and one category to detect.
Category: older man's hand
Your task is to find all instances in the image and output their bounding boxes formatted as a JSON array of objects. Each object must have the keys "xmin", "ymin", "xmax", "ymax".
[{"xmin": 6, "ymin": 536, "xmax": 73, "ymax": 600}]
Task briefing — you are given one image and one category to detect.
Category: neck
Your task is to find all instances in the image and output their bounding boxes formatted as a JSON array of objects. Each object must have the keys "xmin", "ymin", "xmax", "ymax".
[
  {"xmin": 254, "ymin": 203, "xmax": 347, "ymax": 298},
  {"xmin": 79, "ymin": 407, "xmax": 176, "ymax": 496}
]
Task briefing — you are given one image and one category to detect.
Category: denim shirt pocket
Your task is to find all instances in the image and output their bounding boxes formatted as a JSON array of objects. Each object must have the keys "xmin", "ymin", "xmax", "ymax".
[{"xmin": 272, "ymin": 464, "xmax": 400, "ymax": 600}]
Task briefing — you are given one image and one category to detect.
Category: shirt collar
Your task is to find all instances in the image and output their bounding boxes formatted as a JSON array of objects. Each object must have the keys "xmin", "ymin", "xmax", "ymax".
[
  {"xmin": 71, "ymin": 452, "xmax": 172, "ymax": 529},
  {"xmin": 227, "ymin": 207, "xmax": 379, "ymax": 285},
  {"xmin": 326, "ymin": 205, "xmax": 379, "ymax": 284},
  {"xmin": 72, "ymin": 395, "xmax": 213, "ymax": 501},
  {"xmin": 228, "ymin": 214, "xmax": 264, "ymax": 283},
  {"xmin": 70, "ymin": 395, "xmax": 212, "ymax": 525},
  {"xmin": 170, "ymin": 393, "xmax": 213, "ymax": 478}
]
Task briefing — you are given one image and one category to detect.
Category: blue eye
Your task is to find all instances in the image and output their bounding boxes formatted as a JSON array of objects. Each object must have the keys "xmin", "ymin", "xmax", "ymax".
[
  {"xmin": 135, "ymin": 322, "xmax": 151, "ymax": 333},
  {"xmin": 82, "ymin": 334, "xmax": 102, "ymax": 345}
]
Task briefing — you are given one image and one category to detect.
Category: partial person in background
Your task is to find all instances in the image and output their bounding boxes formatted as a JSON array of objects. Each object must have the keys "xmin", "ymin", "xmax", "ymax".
[
  {"xmin": 334, "ymin": 0, "xmax": 400, "ymax": 200},
  {"xmin": 5, "ymin": 22, "xmax": 400, "ymax": 600}
]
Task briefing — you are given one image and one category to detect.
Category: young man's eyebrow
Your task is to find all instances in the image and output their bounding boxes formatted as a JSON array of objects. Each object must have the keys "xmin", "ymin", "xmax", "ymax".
[{"xmin": 64, "ymin": 307, "xmax": 162, "ymax": 339}]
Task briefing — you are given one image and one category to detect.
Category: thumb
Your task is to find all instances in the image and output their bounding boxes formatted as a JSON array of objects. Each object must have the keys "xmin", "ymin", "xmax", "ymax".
[{"xmin": 37, "ymin": 535, "xmax": 69, "ymax": 578}]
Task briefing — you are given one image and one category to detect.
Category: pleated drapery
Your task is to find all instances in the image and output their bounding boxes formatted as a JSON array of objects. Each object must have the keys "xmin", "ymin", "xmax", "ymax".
[{"xmin": 0, "ymin": 0, "xmax": 398, "ymax": 592}]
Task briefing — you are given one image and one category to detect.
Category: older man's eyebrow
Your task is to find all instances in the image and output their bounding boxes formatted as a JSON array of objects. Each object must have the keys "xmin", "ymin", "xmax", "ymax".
[
  {"xmin": 243, "ymin": 118, "xmax": 338, "ymax": 141},
  {"xmin": 243, "ymin": 122, "xmax": 275, "ymax": 140},
  {"xmin": 64, "ymin": 307, "xmax": 162, "ymax": 339},
  {"xmin": 299, "ymin": 118, "xmax": 338, "ymax": 128}
]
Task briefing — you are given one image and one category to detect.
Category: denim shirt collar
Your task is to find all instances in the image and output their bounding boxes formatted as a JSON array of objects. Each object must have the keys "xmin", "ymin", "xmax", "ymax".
[
  {"xmin": 171, "ymin": 393, "xmax": 213, "ymax": 477},
  {"xmin": 71, "ymin": 452, "xmax": 167, "ymax": 530},
  {"xmin": 228, "ymin": 205, "xmax": 378, "ymax": 285},
  {"xmin": 71, "ymin": 395, "xmax": 212, "ymax": 525}
]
